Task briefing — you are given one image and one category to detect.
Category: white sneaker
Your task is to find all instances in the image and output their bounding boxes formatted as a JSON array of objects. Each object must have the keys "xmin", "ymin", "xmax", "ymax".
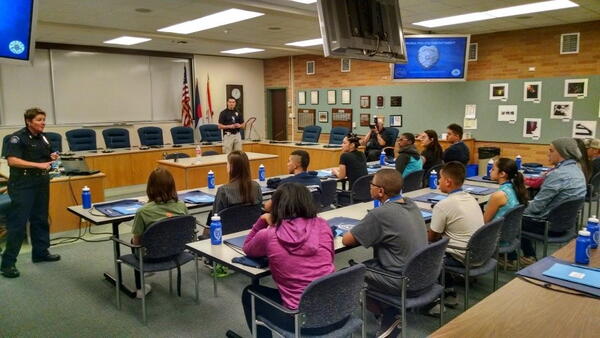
[
  {"xmin": 136, "ymin": 284, "xmax": 152, "ymax": 299},
  {"xmin": 427, "ymin": 303, "xmax": 446, "ymax": 316}
]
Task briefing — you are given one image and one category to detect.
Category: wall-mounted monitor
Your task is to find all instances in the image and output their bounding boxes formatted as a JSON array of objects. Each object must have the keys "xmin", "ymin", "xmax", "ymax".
[
  {"xmin": 0, "ymin": 0, "xmax": 38, "ymax": 65},
  {"xmin": 392, "ymin": 35, "xmax": 470, "ymax": 82},
  {"xmin": 317, "ymin": 0, "xmax": 406, "ymax": 63}
]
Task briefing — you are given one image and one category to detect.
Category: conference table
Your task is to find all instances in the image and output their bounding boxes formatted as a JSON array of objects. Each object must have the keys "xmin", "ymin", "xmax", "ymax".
[{"xmin": 430, "ymin": 239, "xmax": 600, "ymax": 337}]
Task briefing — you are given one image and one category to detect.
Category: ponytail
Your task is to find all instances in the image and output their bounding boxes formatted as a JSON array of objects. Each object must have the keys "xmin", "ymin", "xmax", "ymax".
[{"xmin": 511, "ymin": 171, "xmax": 529, "ymax": 206}]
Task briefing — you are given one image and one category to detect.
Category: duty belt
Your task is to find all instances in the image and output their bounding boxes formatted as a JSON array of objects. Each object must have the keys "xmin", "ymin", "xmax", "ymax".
[
  {"xmin": 225, "ymin": 130, "xmax": 239, "ymax": 135},
  {"xmin": 11, "ymin": 168, "xmax": 48, "ymax": 176}
]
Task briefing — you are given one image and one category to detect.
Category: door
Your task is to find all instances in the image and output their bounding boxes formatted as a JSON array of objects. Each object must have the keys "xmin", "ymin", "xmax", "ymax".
[{"xmin": 269, "ymin": 89, "xmax": 287, "ymax": 141}]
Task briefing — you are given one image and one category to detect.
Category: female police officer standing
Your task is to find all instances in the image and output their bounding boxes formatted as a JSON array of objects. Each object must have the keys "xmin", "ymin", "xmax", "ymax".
[{"xmin": 1, "ymin": 108, "xmax": 60, "ymax": 278}]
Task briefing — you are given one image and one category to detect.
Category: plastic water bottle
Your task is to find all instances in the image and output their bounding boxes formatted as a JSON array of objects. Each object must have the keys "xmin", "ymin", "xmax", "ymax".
[
  {"xmin": 428, "ymin": 170, "xmax": 438, "ymax": 190},
  {"xmin": 82, "ymin": 186, "xmax": 92, "ymax": 209},
  {"xmin": 586, "ymin": 216, "xmax": 599, "ymax": 249},
  {"xmin": 515, "ymin": 155, "xmax": 522, "ymax": 171},
  {"xmin": 258, "ymin": 164, "xmax": 266, "ymax": 181},
  {"xmin": 486, "ymin": 159, "xmax": 494, "ymax": 177},
  {"xmin": 373, "ymin": 199, "xmax": 381, "ymax": 208},
  {"xmin": 575, "ymin": 229, "xmax": 591, "ymax": 264},
  {"xmin": 207, "ymin": 170, "xmax": 215, "ymax": 189},
  {"xmin": 210, "ymin": 214, "xmax": 222, "ymax": 245},
  {"xmin": 379, "ymin": 150, "xmax": 386, "ymax": 165},
  {"xmin": 195, "ymin": 145, "xmax": 202, "ymax": 158}
]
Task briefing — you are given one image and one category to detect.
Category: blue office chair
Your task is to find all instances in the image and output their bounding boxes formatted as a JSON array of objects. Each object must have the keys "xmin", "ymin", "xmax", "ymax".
[
  {"xmin": 66, "ymin": 129, "xmax": 97, "ymax": 151},
  {"xmin": 199, "ymin": 124, "xmax": 222, "ymax": 142},
  {"xmin": 170, "ymin": 126, "xmax": 194, "ymax": 145},
  {"xmin": 137, "ymin": 127, "xmax": 164, "ymax": 147},
  {"xmin": 45, "ymin": 132, "xmax": 63, "ymax": 153},
  {"xmin": 301, "ymin": 125, "xmax": 322, "ymax": 143},
  {"xmin": 382, "ymin": 127, "xmax": 399, "ymax": 146},
  {"xmin": 329, "ymin": 127, "xmax": 349, "ymax": 145},
  {"xmin": 102, "ymin": 128, "xmax": 131, "ymax": 149}
]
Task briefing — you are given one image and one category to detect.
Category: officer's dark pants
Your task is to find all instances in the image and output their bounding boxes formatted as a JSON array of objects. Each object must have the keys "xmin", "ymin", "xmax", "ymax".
[{"xmin": 1, "ymin": 175, "xmax": 50, "ymax": 268}]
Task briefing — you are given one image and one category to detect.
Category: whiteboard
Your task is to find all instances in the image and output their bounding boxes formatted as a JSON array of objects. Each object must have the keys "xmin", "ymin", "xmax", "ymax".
[{"xmin": 150, "ymin": 57, "xmax": 190, "ymax": 121}]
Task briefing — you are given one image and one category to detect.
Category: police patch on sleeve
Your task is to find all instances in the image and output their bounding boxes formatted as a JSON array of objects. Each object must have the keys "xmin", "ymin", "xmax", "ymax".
[{"xmin": 9, "ymin": 136, "xmax": 20, "ymax": 144}]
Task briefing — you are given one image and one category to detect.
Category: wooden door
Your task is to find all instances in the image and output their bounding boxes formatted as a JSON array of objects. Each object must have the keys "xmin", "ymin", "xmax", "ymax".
[{"xmin": 270, "ymin": 89, "xmax": 287, "ymax": 140}]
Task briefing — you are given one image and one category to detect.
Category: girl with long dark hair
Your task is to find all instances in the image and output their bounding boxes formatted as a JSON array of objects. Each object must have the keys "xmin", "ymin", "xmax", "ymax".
[
  {"xmin": 419, "ymin": 129, "xmax": 443, "ymax": 172},
  {"xmin": 212, "ymin": 150, "xmax": 262, "ymax": 213},
  {"xmin": 483, "ymin": 158, "xmax": 529, "ymax": 223}
]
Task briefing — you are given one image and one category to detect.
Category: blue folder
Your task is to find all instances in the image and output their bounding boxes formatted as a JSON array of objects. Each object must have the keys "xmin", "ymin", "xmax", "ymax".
[
  {"xmin": 543, "ymin": 263, "xmax": 600, "ymax": 288},
  {"xmin": 178, "ymin": 190, "xmax": 215, "ymax": 204},
  {"xmin": 317, "ymin": 170, "xmax": 334, "ymax": 178},
  {"xmin": 94, "ymin": 199, "xmax": 145, "ymax": 217},
  {"xmin": 328, "ymin": 217, "xmax": 360, "ymax": 237},
  {"xmin": 420, "ymin": 209, "xmax": 432, "ymax": 221},
  {"xmin": 412, "ymin": 193, "xmax": 447, "ymax": 204},
  {"xmin": 466, "ymin": 175, "xmax": 495, "ymax": 183},
  {"xmin": 462, "ymin": 185, "xmax": 497, "ymax": 195},
  {"xmin": 224, "ymin": 235, "xmax": 247, "ymax": 249}
]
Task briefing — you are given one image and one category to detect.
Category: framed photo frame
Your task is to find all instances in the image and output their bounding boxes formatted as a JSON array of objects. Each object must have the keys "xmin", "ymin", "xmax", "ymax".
[
  {"xmin": 490, "ymin": 83, "xmax": 509, "ymax": 100},
  {"xmin": 389, "ymin": 114, "xmax": 403, "ymax": 127},
  {"xmin": 298, "ymin": 91, "xmax": 306, "ymax": 105},
  {"xmin": 318, "ymin": 111, "xmax": 328, "ymax": 123},
  {"xmin": 310, "ymin": 90, "xmax": 319, "ymax": 105},
  {"xmin": 327, "ymin": 90, "xmax": 336, "ymax": 105},
  {"xmin": 523, "ymin": 81, "xmax": 542, "ymax": 102},
  {"xmin": 341, "ymin": 58, "xmax": 351, "ymax": 72},
  {"xmin": 564, "ymin": 78, "xmax": 588, "ymax": 97},
  {"xmin": 360, "ymin": 95, "xmax": 371, "ymax": 109},
  {"xmin": 306, "ymin": 61, "xmax": 315, "ymax": 75},
  {"xmin": 550, "ymin": 101, "xmax": 573, "ymax": 120},
  {"xmin": 376, "ymin": 96, "xmax": 384, "ymax": 108},
  {"xmin": 360, "ymin": 113, "xmax": 371, "ymax": 126},
  {"xmin": 341, "ymin": 89, "xmax": 351, "ymax": 104},
  {"xmin": 390, "ymin": 96, "xmax": 402, "ymax": 107}
]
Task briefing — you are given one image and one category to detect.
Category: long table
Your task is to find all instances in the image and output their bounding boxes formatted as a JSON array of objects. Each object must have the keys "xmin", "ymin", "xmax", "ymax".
[{"xmin": 430, "ymin": 240, "xmax": 600, "ymax": 337}]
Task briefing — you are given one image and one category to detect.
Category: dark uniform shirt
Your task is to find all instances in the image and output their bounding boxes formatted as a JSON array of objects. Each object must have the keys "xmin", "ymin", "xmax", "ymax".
[
  {"xmin": 6, "ymin": 127, "xmax": 53, "ymax": 177},
  {"xmin": 218, "ymin": 109, "xmax": 244, "ymax": 134}
]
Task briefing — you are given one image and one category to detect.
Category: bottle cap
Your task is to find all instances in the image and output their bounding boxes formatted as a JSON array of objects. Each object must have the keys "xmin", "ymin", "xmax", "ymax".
[
  {"xmin": 259, "ymin": 164, "xmax": 264, "ymax": 167},
  {"xmin": 488, "ymin": 159, "xmax": 494, "ymax": 163},
  {"xmin": 211, "ymin": 214, "xmax": 220, "ymax": 221},
  {"xmin": 431, "ymin": 170, "xmax": 436, "ymax": 174},
  {"xmin": 82, "ymin": 186, "xmax": 90, "ymax": 191},
  {"xmin": 588, "ymin": 216, "xmax": 599, "ymax": 223},
  {"xmin": 579, "ymin": 230, "xmax": 591, "ymax": 237},
  {"xmin": 516, "ymin": 155, "xmax": 521, "ymax": 158},
  {"xmin": 208, "ymin": 170, "xmax": 214, "ymax": 174}
]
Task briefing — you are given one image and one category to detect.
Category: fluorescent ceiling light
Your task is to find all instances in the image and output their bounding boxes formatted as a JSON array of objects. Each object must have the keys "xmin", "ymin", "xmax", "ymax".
[
  {"xmin": 158, "ymin": 9, "xmax": 264, "ymax": 34},
  {"xmin": 290, "ymin": 0, "xmax": 317, "ymax": 4},
  {"xmin": 285, "ymin": 38, "xmax": 323, "ymax": 47},
  {"xmin": 221, "ymin": 48, "xmax": 265, "ymax": 54},
  {"xmin": 103, "ymin": 36, "xmax": 151, "ymax": 45},
  {"xmin": 414, "ymin": 0, "xmax": 578, "ymax": 28}
]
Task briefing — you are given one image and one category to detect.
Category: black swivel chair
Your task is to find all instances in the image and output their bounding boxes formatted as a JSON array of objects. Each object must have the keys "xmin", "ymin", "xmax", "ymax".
[
  {"xmin": 403, "ymin": 170, "xmax": 425, "ymax": 193},
  {"xmin": 199, "ymin": 124, "xmax": 222, "ymax": 142},
  {"xmin": 301, "ymin": 125, "xmax": 322, "ymax": 143},
  {"xmin": 170, "ymin": 126, "xmax": 194, "ymax": 145},
  {"xmin": 66, "ymin": 129, "xmax": 97, "ymax": 151},
  {"xmin": 137, "ymin": 127, "xmax": 164, "ymax": 147},
  {"xmin": 102, "ymin": 128, "xmax": 131, "ymax": 149},
  {"xmin": 329, "ymin": 127, "xmax": 349, "ymax": 145}
]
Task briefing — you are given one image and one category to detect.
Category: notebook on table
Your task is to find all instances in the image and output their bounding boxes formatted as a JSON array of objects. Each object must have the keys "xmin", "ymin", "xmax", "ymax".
[
  {"xmin": 178, "ymin": 190, "xmax": 215, "ymax": 204},
  {"xmin": 412, "ymin": 193, "xmax": 447, "ymax": 204},
  {"xmin": 462, "ymin": 185, "xmax": 497, "ymax": 195},
  {"xmin": 224, "ymin": 235, "xmax": 247, "ymax": 249},
  {"xmin": 420, "ymin": 209, "xmax": 433, "ymax": 221},
  {"xmin": 94, "ymin": 199, "xmax": 145, "ymax": 217},
  {"xmin": 328, "ymin": 217, "xmax": 360, "ymax": 237},
  {"xmin": 466, "ymin": 175, "xmax": 494, "ymax": 183}
]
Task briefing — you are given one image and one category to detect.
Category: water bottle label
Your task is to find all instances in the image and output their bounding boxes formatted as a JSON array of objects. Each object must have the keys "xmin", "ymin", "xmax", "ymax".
[
  {"xmin": 593, "ymin": 231, "xmax": 599, "ymax": 245},
  {"xmin": 374, "ymin": 200, "xmax": 381, "ymax": 208}
]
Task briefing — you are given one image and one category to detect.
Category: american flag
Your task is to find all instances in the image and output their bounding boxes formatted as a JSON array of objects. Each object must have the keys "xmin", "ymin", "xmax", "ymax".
[
  {"xmin": 206, "ymin": 74, "xmax": 214, "ymax": 121},
  {"xmin": 181, "ymin": 67, "xmax": 192, "ymax": 127}
]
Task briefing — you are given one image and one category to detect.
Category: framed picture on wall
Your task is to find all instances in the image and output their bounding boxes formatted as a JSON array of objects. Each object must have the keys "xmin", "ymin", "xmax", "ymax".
[
  {"xmin": 376, "ymin": 96, "xmax": 384, "ymax": 108},
  {"xmin": 341, "ymin": 58, "xmax": 351, "ymax": 72},
  {"xmin": 550, "ymin": 101, "xmax": 573, "ymax": 120},
  {"xmin": 564, "ymin": 78, "xmax": 588, "ymax": 97},
  {"xmin": 341, "ymin": 89, "xmax": 351, "ymax": 104},
  {"xmin": 390, "ymin": 96, "xmax": 402, "ymax": 107},
  {"xmin": 298, "ymin": 91, "xmax": 306, "ymax": 105},
  {"xmin": 318, "ymin": 111, "xmax": 328, "ymax": 123},
  {"xmin": 389, "ymin": 115, "xmax": 403, "ymax": 127},
  {"xmin": 360, "ymin": 113, "xmax": 371, "ymax": 126},
  {"xmin": 489, "ymin": 83, "xmax": 508, "ymax": 100},
  {"xmin": 523, "ymin": 81, "xmax": 542, "ymax": 102},
  {"xmin": 327, "ymin": 90, "xmax": 336, "ymax": 104},
  {"xmin": 310, "ymin": 90, "xmax": 319, "ymax": 105},
  {"xmin": 360, "ymin": 95, "xmax": 371, "ymax": 109}
]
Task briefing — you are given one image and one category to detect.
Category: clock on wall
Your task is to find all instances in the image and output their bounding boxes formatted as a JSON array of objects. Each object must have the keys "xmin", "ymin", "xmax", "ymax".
[{"xmin": 226, "ymin": 84, "xmax": 244, "ymax": 117}]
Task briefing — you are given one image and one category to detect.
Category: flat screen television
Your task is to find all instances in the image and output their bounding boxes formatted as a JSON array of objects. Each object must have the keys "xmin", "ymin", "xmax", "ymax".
[
  {"xmin": 392, "ymin": 35, "xmax": 470, "ymax": 82},
  {"xmin": 0, "ymin": 0, "xmax": 38, "ymax": 65}
]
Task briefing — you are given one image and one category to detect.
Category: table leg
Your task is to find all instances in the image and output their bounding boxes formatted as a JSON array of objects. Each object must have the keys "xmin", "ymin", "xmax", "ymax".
[
  {"xmin": 213, "ymin": 260, "xmax": 218, "ymax": 297},
  {"xmin": 104, "ymin": 221, "xmax": 136, "ymax": 298}
]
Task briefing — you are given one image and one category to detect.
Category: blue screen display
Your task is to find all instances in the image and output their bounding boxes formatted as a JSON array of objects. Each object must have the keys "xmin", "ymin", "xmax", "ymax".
[
  {"xmin": 0, "ymin": 0, "xmax": 35, "ymax": 61},
  {"xmin": 393, "ymin": 36, "xmax": 468, "ymax": 80}
]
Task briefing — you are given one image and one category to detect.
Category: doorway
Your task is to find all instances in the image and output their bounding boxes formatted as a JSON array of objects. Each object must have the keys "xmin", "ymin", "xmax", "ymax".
[{"xmin": 267, "ymin": 88, "xmax": 287, "ymax": 140}]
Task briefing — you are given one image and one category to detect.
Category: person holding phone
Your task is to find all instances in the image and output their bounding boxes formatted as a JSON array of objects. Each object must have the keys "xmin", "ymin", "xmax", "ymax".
[{"xmin": 361, "ymin": 118, "xmax": 394, "ymax": 161}]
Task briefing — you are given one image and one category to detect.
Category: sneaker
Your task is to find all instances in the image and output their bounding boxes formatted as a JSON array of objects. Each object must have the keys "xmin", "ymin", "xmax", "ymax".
[
  {"xmin": 376, "ymin": 314, "xmax": 401, "ymax": 338},
  {"xmin": 427, "ymin": 303, "xmax": 447, "ymax": 317},
  {"xmin": 443, "ymin": 289, "xmax": 459, "ymax": 308},
  {"xmin": 1, "ymin": 266, "xmax": 20, "ymax": 278},
  {"xmin": 136, "ymin": 284, "xmax": 152, "ymax": 299},
  {"xmin": 519, "ymin": 256, "xmax": 537, "ymax": 267}
]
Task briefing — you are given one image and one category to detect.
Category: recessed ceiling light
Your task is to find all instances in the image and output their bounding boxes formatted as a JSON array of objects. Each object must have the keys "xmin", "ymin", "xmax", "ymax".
[
  {"xmin": 104, "ymin": 36, "xmax": 151, "ymax": 45},
  {"xmin": 135, "ymin": 8, "xmax": 152, "ymax": 13},
  {"xmin": 290, "ymin": 0, "xmax": 317, "ymax": 4},
  {"xmin": 158, "ymin": 9, "xmax": 264, "ymax": 34},
  {"xmin": 221, "ymin": 48, "xmax": 265, "ymax": 55},
  {"xmin": 413, "ymin": 0, "xmax": 578, "ymax": 28},
  {"xmin": 285, "ymin": 38, "xmax": 323, "ymax": 47}
]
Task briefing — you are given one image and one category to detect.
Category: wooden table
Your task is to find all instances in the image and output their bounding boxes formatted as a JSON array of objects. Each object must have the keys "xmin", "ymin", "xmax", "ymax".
[
  {"xmin": 157, "ymin": 152, "xmax": 279, "ymax": 191},
  {"xmin": 431, "ymin": 240, "xmax": 600, "ymax": 337}
]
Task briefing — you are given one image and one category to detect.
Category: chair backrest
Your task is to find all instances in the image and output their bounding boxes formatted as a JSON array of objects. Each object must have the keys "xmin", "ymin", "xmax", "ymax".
[
  {"xmin": 310, "ymin": 187, "xmax": 322, "ymax": 208},
  {"xmin": 547, "ymin": 198, "xmax": 585, "ymax": 233},
  {"xmin": 423, "ymin": 163, "xmax": 444, "ymax": 187},
  {"xmin": 403, "ymin": 169, "xmax": 424, "ymax": 193},
  {"xmin": 1, "ymin": 134, "xmax": 11, "ymax": 158},
  {"xmin": 66, "ymin": 128, "xmax": 97, "ymax": 151},
  {"xmin": 199, "ymin": 124, "xmax": 222, "ymax": 142},
  {"xmin": 466, "ymin": 217, "xmax": 503, "ymax": 266},
  {"xmin": 590, "ymin": 172, "xmax": 600, "ymax": 199},
  {"xmin": 298, "ymin": 264, "xmax": 366, "ymax": 329},
  {"xmin": 202, "ymin": 150, "xmax": 219, "ymax": 156},
  {"xmin": 170, "ymin": 126, "xmax": 194, "ymax": 145},
  {"xmin": 403, "ymin": 238, "xmax": 449, "ymax": 293},
  {"xmin": 329, "ymin": 127, "xmax": 349, "ymax": 145},
  {"xmin": 382, "ymin": 128, "xmax": 399, "ymax": 146},
  {"xmin": 351, "ymin": 174, "xmax": 374, "ymax": 203},
  {"xmin": 45, "ymin": 132, "xmax": 63, "ymax": 153},
  {"xmin": 302, "ymin": 125, "xmax": 322, "ymax": 143},
  {"xmin": 499, "ymin": 204, "xmax": 525, "ymax": 243},
  {"xmin": 320, "ymin": 179, "xmax": 338, "ymax": 207},
  {"xmin": 137, "ymin": 127, "xmax": 164, "ymax": 146},
  {"xmin": 141, "ymin": 215, "xmax": 196, "ymax": 260},
  {"xmin": 219, "ymin": 204, "xmax": 263, "ymax": 235},
  {"xmin": 164, "ymin": 152, "xmax": 190, "ymax": 160},
  {"xmin": 102, "ymin": 128, "xmax": 131, "ymax": 149}
]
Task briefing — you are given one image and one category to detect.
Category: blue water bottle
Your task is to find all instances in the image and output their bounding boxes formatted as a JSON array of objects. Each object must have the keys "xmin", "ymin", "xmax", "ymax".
[
  {"xmin": 373, "ymin": 199, "xmax": 381, "ymax": 208},
  {"xmin": 258, "ymin": 164, "xmax": 266, "ymax": 181},
  {"xmin": 575, "ymin": 229, "xmax": 591, "ymax": 264},
  {"xmin": 207, "ymin": 170, "xmax": 215, "ymax": 189},
  {"xmin": 210, "ymin": 214, "xmax": 222, "ymax": 245},
  {"xmin": 486, "ymin": 159, "xmax": 494, "ymax": 177},
  {"xmin": 586, "ymin": 216, "xmax": 599, "ymax": 249},
  {"xmin": 379, "ymin": 150, "xmax": 386, "ymax": 165},
  {"xmin": 428, "ymin": 170, "xmax": 438, "ymax": 189},
  {"xmin": 82, "ymin": 186, "xmax": 92, "ymax": 209},
  {"xmin": 515, "ymin": 155, "xmax": 522, "ymax": 171}
]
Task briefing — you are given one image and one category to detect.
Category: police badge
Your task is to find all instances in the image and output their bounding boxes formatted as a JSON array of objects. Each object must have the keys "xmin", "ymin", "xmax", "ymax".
[{"xmin": 417, "ymin": 45, "xmax": 439, "ymax": 69}]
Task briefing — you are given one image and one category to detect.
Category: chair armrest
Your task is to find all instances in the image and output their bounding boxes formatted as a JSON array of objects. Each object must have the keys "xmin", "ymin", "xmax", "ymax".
[
  {"xmin": 247, "ymin": 289, "xmax": 299, "ymax": 315},
  {"xmin": 195, "ymin": 219, "xmax": 209, "ymax": 229},
  {"xmin": 364, "ymin": 265, "xmax": 406, "ymax": 280},
  {"xmin": 111, "ymin": 236, "xmax": 141, "ymax": 249}
]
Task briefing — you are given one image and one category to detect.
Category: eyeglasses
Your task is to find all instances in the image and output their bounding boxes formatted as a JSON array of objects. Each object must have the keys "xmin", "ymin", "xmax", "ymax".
[{"xmin": 370, "ymin": 182, "xmax": 383, "ymax": 189}]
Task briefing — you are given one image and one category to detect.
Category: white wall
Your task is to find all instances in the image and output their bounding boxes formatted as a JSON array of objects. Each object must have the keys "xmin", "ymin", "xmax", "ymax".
[{"xmin": 193, "ymin": 55, "xmax": 266, "ymax": 139}]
